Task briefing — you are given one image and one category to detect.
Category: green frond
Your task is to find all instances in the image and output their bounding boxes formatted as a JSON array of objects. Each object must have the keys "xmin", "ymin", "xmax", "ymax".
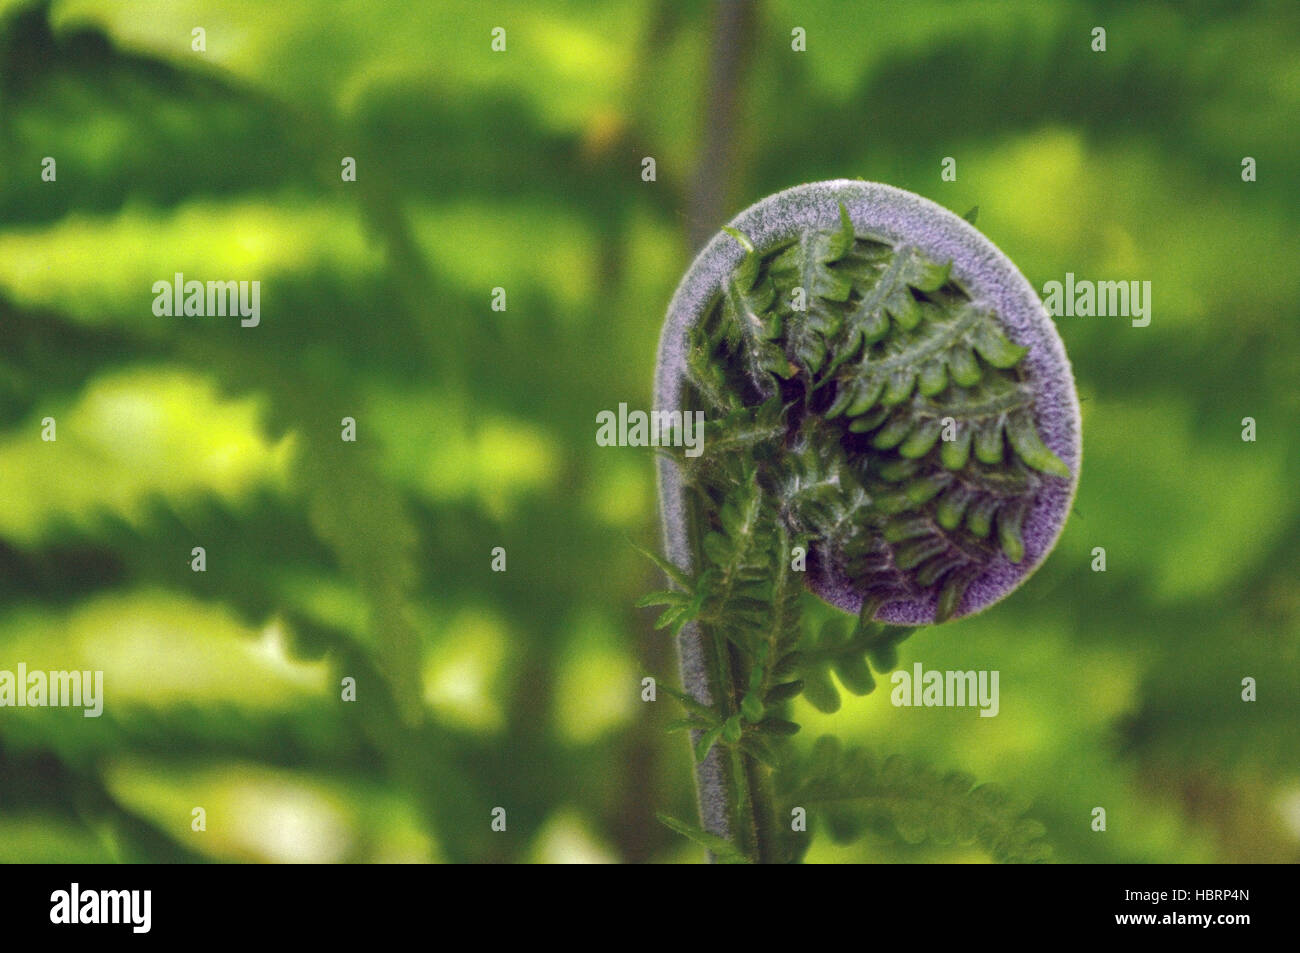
[
  {"xmin": 792, "ymin": 615, "xmax": 918, "ymax": 713},
  {"xmin": 778, "ymin": 737, "xmax": 1052, "ymax": 863}
]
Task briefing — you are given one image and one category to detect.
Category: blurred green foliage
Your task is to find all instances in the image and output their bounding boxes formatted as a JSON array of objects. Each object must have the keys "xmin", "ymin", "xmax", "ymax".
[{"xmin": 0, "ymin": 0, "xmax": 1296, "ymax": 863}]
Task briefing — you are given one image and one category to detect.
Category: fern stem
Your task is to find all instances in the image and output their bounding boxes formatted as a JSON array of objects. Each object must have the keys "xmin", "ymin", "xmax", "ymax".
[
  {"xmin": 733, "ymin": 636, "xmax": 779, "ymax": 862},
  {"xmin": 673, "ymin": 617, "xmax": 736, "ymax": 856},
  {"xmin": 670, "ymin": 486, "xmax": 771, "ymax": 860},
  {"xmin": 719, "ymin": 644, "xmax": 758, "ymax": 857},
  {"xmin": 671, "ymin": 479, "xmax": 733, "ymax": 853},
  {"xmin": 682, "ymin": 620, "xmax": 777, "ymax": 862},
  {"xmin": 744, "ymin": 755, "xmax": 779, "ymax": 863}
]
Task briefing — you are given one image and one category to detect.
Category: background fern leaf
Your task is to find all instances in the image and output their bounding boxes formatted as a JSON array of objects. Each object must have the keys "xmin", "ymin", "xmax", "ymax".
[{"xmin": 778, "ymin": 737, "xmax": 1052, "ymax": 863}]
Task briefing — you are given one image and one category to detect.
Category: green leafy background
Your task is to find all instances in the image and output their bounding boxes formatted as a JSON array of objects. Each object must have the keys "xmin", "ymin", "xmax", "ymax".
[{"xmin": 0, "ymin": 0, "xmax": 1296, "ymax": 862}]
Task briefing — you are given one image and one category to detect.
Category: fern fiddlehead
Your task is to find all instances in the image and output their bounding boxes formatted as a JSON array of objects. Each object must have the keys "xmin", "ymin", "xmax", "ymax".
[{"xmin": 647, "ymin": 181, "xmax": 1080, "ymax": 862}]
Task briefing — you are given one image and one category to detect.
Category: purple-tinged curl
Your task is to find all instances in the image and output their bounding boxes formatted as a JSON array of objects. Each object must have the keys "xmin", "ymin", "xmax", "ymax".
[{"xmin": 655, "ymin": 180, "xmax": 1081, "ymax": 625}]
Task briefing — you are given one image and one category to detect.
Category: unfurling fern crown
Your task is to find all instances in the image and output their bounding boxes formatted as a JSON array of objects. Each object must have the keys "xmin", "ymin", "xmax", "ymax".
[
  {"xmin": 675, "ymin": 196, "xmax": 1075, "ymax": 627},
  {"xmin": 649, "ymin": 181, "xmax": 1079, "ymax": 863}
]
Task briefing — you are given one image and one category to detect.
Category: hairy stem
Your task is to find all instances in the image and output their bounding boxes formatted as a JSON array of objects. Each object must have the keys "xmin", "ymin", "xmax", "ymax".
[
  {"xmin": 679, "ymin": 617, "xmax": 775, "ymax": 862},
  {"xmin": 673, "ymin": 486, "xmax": 773, "ymax": 861}
]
